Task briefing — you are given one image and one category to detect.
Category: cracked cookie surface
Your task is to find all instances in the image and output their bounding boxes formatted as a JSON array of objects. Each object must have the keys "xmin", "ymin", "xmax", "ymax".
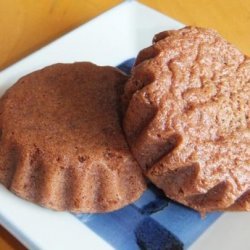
[{"xmin": 123, "ymin": 26, "xmax": 250, "ymax": 212}]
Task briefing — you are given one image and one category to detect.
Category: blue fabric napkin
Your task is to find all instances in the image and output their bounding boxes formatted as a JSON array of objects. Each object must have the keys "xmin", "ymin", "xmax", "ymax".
[{"xmin": 73, "ymin": 59, "xmax": 221, "ymax": 250}]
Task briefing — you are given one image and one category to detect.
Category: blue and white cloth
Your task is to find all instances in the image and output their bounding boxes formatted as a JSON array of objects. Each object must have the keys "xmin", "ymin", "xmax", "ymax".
[{"xmin": 74, "ymin": 59, "xmax": 221, "ymax": 250}]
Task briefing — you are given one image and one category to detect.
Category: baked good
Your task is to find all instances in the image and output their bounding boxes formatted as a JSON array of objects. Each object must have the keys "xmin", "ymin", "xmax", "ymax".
[
  {"xmin": 123, "ymin": 26, "xmax": 250, "ymax": 212},
  {"xmin": 0, "ymin": 62, "xmax": 146, "ymax": 212}
]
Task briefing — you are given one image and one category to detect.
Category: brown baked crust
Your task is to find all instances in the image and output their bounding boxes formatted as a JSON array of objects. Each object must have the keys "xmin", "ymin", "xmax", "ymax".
[
  {"xmin": 123, "ymin": 26, "xmax": 250, "ymax": 212},
  {"xmin": 0, "ymin": 62, "xmax": 146, "ymax": 213}
]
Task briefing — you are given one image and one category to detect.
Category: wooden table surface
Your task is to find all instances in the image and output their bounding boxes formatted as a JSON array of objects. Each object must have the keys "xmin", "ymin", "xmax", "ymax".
[{"xmin": 0, "ymin": 0, "xmax": 249, "ymax": 249}]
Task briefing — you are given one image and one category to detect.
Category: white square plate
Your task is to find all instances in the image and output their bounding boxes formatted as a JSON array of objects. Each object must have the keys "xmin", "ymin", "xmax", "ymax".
[{"xmin": 0, "ymin": 2, "xmax": 249, "ymax": 250}]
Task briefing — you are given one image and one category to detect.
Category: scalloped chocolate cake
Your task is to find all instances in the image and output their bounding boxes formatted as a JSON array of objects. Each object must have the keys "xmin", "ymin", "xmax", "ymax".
[
  {"xmin": 0, "ymin": 62, "xmax": 146, "ymax": 212},
  {"xmin": 123, "ymin": 27, "xmax": 250, "ymax": 212}
]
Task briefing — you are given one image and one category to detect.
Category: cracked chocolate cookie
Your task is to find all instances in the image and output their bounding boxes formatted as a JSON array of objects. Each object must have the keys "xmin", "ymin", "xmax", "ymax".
[{"xmin": 123, "ymin": 26, "xmax": 250, "ymax": 212}]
